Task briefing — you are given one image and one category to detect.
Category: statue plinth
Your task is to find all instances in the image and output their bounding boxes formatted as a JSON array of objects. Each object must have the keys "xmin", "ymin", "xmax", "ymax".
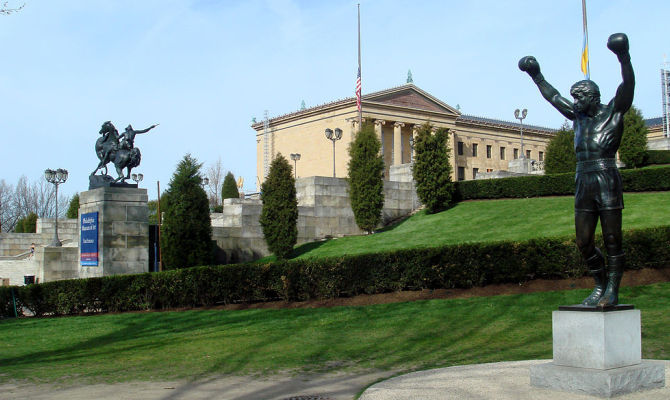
[
  {"xmin": 79, "ymin": 186, "xmax": 149, "ymax": 278},
  {"xmin": 530, "ymin": 307, "xmax": 665, "ymax": 397}
]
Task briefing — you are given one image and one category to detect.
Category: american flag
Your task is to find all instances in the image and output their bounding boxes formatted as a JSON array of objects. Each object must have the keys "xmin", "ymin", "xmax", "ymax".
[{"xmin": 356, "ymin": 67, "xmax": 362, "ymax": 112}]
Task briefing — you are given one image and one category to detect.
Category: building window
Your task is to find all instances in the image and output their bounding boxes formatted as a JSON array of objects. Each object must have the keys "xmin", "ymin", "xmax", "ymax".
[
  {"xmin": 473, "ymin": 168, "xmax": 479, "ymax": 179},
  {"xmin": 526, "ymin": 149, "xmax": 532, "ymax": 159},
  {"xmin": 458, "ymin": 166, "xmax": 465, "ymax": 181},
  {"xmin": 472, "ymin": 143, "xmax": 478, "ymax": 157},
  {"xmin": 486, "ymin": 145, "xmax": 492, "ymax": 159},
  {"xmin": 514, "ymin": 148, "xmax": 519, "ymax": 159},
  {"xmin": 500, "ymin": 147, "xmax": 506, "ymax": 160},
  {"xmin": 458, "ymin": 141, "xmax": 464, "ymax": 156},
  {"xmin": 539, "ymin": 151, "xmax": 544, "ymax": 161},
  {"xmin": 486, "ymin": 168, "xmax": 493, "ymax": 172}
]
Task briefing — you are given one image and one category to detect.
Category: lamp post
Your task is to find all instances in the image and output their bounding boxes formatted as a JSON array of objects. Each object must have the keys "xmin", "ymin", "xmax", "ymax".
[
  {"xmin": 514, "ymin": 108, "xmax": 527, "ymax": 158},
  {"xmin": 324, "ymin": 128, "xmax": 342, "ymax": 177},
  {"xmin": 44, "ymin": 168, "xmax": 68, "ymax": 247},
  {"xmin": 290, "ymin": 153, "xmax": 301, "ymax": 179},
  {"xmin": 131, "ymin": 173, "xmax": 143, "ymax": 185}
]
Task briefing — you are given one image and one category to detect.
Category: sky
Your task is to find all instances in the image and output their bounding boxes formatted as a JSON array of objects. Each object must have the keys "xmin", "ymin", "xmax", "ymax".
[{"xmin": 1, "ymin": 0, "xmax": 669, "ymax": 199}]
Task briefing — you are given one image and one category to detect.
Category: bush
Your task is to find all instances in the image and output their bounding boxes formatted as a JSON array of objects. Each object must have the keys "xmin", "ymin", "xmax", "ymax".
[
  {"xmin": 221, "ymin": 171, "xmax": 240, "ymax": 202},
  {"xmin": 260, "ymin": 154, "xmax": 298, "ymax": 259},
  {"xmin": 66, "ymin": 193, "xmax": 79, "ymax": 219},
  {"xmin": 620, "ymin": 106, "xmax": 648, "ymax": 168},
  {"xmin": 14, "ymin": 212, "xmax": 38, "ymax": 233},
  {"xmin": 544, "ymin": 123, "xmax": 576, "ymax": 174},
  {"xmin": 2, "ymin": 225, "xmax": 668, "ymax": 318},
  {"xmin": 160, "ymin": 154, "xmax": 213, "ymax": 269},
  {"xmin": 348, "ymin": 122, "xmax": 384, "ymax": 233},
  {"xmin": 455, "ymin": 165, "xmax": 670, "ymax": 200},
  {"xmin": 412, "ymin": 123, "xmax": 454, "ymax": 213},
  {"xmin": 646, "ymin": 150, "xmax": 670, "ymax": 165}
]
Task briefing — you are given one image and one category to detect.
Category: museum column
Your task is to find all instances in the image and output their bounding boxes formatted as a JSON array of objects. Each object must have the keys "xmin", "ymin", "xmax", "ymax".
[{"xmin": 393, "ymin": 122, "xmax": 405, "ymax": 165}]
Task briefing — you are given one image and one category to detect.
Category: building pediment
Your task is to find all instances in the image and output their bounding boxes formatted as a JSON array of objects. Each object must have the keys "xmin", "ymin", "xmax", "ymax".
[{"xmin": 364, "ymin": 84, "xmax": 461, "ymax": 116}]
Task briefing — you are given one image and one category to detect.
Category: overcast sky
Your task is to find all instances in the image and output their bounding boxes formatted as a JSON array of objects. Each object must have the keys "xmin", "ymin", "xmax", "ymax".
[{"xmin": 2, "ymin": 0, "xmax": 669, "ymax": 198}]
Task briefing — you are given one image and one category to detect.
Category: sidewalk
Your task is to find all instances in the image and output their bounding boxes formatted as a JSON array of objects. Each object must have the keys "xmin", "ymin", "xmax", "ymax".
[{"xmin": 359, "ymin": 360, "xmax": 670, "ymax": 400}]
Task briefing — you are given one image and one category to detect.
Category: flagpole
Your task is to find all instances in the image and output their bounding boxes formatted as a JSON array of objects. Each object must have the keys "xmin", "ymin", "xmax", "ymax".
[
  {"xmin": 581, "ymin": 0, "xmax": 590, "ymax": 79},
  {"xmin": 357, "ymin": 3, "xmax": 362, "ymax": 126}
]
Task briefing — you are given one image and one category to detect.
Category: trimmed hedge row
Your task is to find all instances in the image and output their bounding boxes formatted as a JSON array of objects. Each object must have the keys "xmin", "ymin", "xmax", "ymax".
[
  {"xmin": 455, "ymin": 165, "xmax": 670, "ymax": 200},
  {"xmin": 647, "ymin": 150, "xmax": 670, "ymax": 166},
  {"xmin": 2, "ymin": 226, "xmax": 669, "ymax": 318}
]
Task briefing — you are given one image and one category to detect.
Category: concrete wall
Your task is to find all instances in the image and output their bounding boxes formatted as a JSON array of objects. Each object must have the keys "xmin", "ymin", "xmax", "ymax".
[
  {"xmin": 0, "ymin": 219, "xmax": 77, "ymax": 257},
  {"xmin": 212, "ymin": 175, "xmax": 419, "ymax": 262}
]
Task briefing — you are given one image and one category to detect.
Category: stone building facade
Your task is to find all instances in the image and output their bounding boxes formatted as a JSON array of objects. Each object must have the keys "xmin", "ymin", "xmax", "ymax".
[{"xmin": 251, "ymin": 84, "xmax": 557, "ymax": 189}]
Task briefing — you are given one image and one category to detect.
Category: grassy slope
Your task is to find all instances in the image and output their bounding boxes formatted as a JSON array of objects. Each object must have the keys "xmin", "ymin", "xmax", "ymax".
[
  {"xmin": 287, "ymin": 191, "xmax": 670, "ymax": 259},
  {"xmin": 1, "ymin": 283, "xmax": 669, "ymax": 384}
]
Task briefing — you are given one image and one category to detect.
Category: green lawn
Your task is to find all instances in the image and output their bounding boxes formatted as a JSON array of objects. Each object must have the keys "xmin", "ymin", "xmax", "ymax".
[
  {"xmin": 1, "ymin": 282, "xmax": 669, "ymax": 384},
  {"xmin": 285, "ymin": 191, "xmax": 670, "ymax": 259}
]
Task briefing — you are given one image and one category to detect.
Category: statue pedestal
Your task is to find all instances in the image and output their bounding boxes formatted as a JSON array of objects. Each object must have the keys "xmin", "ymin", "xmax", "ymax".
[
  {"xmin": 78, "ymin": 186, "xmax": 149, "ymax": 278},
  {"xmin": 530, "ymin": 307, "xmax": 665, "ymax": 397}
]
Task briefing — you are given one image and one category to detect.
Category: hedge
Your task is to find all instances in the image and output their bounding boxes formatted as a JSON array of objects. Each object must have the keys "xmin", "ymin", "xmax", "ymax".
[
  {"xmin": 647, "ymin": 150, "xmax": 670, "ymax": 166},
  {"xmin": 2, "ymin": 225, "xmax": 669, "ymax": 318},
  {"xmin": 455, "ymin": 165, "xmax": 670, "ymax": 200}
]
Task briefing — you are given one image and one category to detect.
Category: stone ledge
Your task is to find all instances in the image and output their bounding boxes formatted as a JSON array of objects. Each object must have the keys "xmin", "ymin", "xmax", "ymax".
[{"xmin": 530, "ymin": 361, "xmax": 665, "ymax": 398}]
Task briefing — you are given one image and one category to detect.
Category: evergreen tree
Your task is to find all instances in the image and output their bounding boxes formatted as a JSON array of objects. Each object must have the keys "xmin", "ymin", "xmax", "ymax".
[
  {"xmin": 66, "ymin": 193, "xmax": 79, "ymax": 219},
  {"xmin": 619, "ymin": 105, "xmax": 648, "ymax": 168},
  {"xmin": 14, "ymin": 212, "xmax": 37, "ymax": 233},
  {"xmin": 544, "ymin": 122, "xmax": 576, "ymax": 174},
  {"xmin": 221, "ymin": 171, "xmax": 240, "ymax": 202},
  {"xmin": 347, "ymin": 123, "xmax": 384, "ymax": 233},
  {"xmin": 412, "ymin": 123, "xmax": 454, "ymax": 213},
  {"xmin": 259, "ymin": 154, "xmax": 298, "ymax": 259},
  {"xmin": 160, "ymin": 154, "xmax": 213, "ymax": 269}
]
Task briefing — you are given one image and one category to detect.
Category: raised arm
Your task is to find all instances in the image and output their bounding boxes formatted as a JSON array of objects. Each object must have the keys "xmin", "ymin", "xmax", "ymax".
[
  {"xmin": 519, "ymin": 56, "xmax": 575, "ymax": 121},
  {"xmin": 607, "ymin": 33, "xmax": 634, "ymax": 114},
  {"xmin": 134, "ymin": 124, "xmax": 159, "ymax": 135}
]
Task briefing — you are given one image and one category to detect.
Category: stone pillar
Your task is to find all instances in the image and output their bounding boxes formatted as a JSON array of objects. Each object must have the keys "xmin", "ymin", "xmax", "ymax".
[
  {"xmin": 374, "ymin": 119, "xmax": 386, "ymax": 149},
  {"xmin": 78, "ymin": 186, "xmax": 149, "ymax": 279},
  {"xmin": 393, "ymin": 122, "xmax": 405, "ymax": 165},
  {"xmin": 411, "ymin": 125, "xmax": 420, "ymax": 163},
  {"xmin": 449, "ymin": 129, "xmax": 458, "ymax": 181}
]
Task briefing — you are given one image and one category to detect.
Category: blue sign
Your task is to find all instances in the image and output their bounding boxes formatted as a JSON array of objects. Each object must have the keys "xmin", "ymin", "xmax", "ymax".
[{"xmin": 80, "ymin": 212, "xmax": 99, "ymax": 266}]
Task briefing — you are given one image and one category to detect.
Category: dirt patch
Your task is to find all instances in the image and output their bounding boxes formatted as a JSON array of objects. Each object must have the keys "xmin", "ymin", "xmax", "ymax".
[{"xmin": 216, "ymin": 267, "xmax": 670, "ymax": 311}]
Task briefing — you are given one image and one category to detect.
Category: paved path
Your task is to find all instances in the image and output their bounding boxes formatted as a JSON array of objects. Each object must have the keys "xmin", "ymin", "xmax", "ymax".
[
  {"xmin": 359, "ymin": 360, "xmax": 670, "ymax": 400},
  {"xmin": 0, "ymin": 370, "xmax": 393, "ymax": 400},
  {"xmin": 2, "ymin": 360, "xmax": 667, "ymax": 399}
]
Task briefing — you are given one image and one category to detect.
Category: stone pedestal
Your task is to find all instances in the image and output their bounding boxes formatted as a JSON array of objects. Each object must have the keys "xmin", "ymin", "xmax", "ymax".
[
  {"xmin": 508, "ymin": 157, "xmax": 532, "ymax": 174},
  {"xmin": 531, "ymin": 307, "xmax": 665, "ymax": 397},
  {"xmin": 78, "ymin": 186, "xmax": 149, "ymax": 278}
]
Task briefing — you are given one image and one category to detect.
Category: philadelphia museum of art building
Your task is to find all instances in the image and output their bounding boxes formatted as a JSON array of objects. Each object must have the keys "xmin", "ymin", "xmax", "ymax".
[{"xmin": 252, "ymin": 84, "xmax": 557, "ymax": 187}]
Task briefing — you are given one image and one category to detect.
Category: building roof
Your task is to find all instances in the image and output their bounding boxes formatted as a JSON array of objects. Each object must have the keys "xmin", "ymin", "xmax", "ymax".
[
  {"xmin": 645, "ymin": 117, "xmax": 663, "ymax": 127},
  {"xmin": 251, "ymin": 84, "xmax": 555, "ymax": 134}
]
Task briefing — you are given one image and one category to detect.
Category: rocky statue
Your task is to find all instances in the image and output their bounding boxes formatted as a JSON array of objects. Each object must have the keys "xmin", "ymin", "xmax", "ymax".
[{"xmin": 519, "ymin": 33, "xmax": 634, "ymax": 307}]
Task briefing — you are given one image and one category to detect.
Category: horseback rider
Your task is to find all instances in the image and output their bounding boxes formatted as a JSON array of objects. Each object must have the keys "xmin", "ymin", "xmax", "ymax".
[
  {"xmin": 93, "ymin": 121, "xmax": 120, "ymax": 174},
  {"xmin": 120, "ymin": 124, "xmax": 158, "ymax": 151}
]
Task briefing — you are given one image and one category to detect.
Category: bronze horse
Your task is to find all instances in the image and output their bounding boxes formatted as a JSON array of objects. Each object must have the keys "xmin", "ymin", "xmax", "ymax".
[{"xmin": 92, "ymin": 121, "xmax": 141, "ymax": 182}]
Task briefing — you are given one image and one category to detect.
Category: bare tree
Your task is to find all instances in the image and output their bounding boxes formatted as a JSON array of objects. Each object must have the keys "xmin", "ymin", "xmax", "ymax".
[
  {"xmin": 0, "ymin": 1, "xmax": 25, "ymax": 15},
  {"xmin": 205, "ymin": 157, "xmax": 224, "ymax": 208},
  {"xmin": 0, "ymin": 180, "xmax": 18, "ymax": 232},
  {"xmin": 1, "ymin": 175, "xmax": 70, "ymax": 232}
]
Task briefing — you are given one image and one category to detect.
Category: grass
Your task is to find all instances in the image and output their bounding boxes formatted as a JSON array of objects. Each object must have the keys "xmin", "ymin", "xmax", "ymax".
[
  {"xmin": 1, "ymin": 282, "xmax": 669, "ymax": 384},
  {"xmin": 279, "ymin": 191, "xmax": 670, "ymax": 260}
]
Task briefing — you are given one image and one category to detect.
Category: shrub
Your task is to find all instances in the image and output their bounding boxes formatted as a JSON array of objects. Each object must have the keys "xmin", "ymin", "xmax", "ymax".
[
  {"xmin": 221, "ymin": 171, "xmax": 240, "ymax": 202},
  {"xmin": 646, "ymin": 150, "xmax": 670, "ymax": 165},
  {"xmin": 620, "ymin": 106, "xmax": 648, "ymax": 168},
  {"xmin": 260, "ymin": 154, "xmax": 298, "ymax": 259},
  {"xmin": 160, "ymin": 154, "xmax": 213, "ymax": 269},
  {"xmin": 412, "ymin": 123, "xmax": 454, "ymax": 213},
  {"xmin": 66, "ymin": 193, "xmax": 79, "ymax": 219},
  {"xmin": 2, "ymin": 225, "xmax": 668, "ymax": 318},
  {"xmin": 348, "ymin": 122, "xmax": 384, "ymax": 233},
  {"xmin": 14, "ymin": 212, "xmax": 37, "ymax": 233},
  {"xmin": 455, "ymin": 165, "xmax": 670, "ymax": 200},
  {"xmin": 544, "ymin": 122, "xmax": 576, "ymax": 174}
]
